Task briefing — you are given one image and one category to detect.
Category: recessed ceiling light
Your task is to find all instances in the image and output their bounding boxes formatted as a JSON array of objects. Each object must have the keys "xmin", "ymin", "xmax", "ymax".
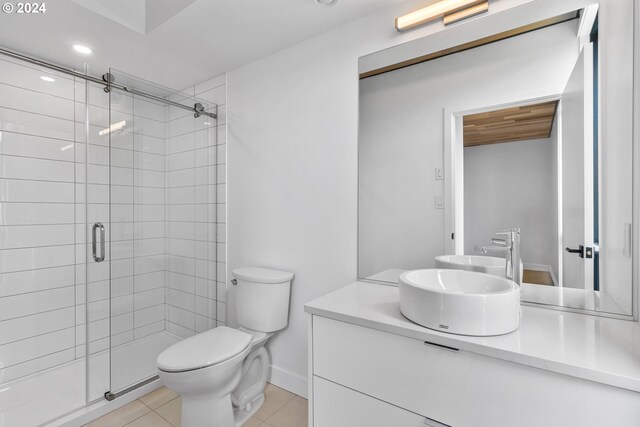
[
  {"xmin": 40, "ymin": 76, "xmax": 55, "ymax": 82},
  {"xmin": 314, "ymin": 0, "xmax": 337, "ymax": 6},
  {"xmin": 73, "ymin": 44, "xmax": 92, "ymax": 54}
]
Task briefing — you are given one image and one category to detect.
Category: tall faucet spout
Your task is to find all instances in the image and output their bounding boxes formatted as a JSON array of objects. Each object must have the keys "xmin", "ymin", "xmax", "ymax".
[{"xmin": 486, "ymin": 228, "xmax": 521, "ymax": 285}]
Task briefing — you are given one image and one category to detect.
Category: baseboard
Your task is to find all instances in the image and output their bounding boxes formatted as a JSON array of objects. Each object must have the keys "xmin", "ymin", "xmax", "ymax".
[
  {"xmin": 523, "ymin": 263, "xmax": 557, "ymax": 286},
  {"xmin": 268, "ymin": 364, "xmax": 308, "ymax": 399}
]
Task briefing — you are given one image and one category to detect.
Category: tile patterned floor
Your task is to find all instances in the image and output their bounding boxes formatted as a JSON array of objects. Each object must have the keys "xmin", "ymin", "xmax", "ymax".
[{"xmin": 84, "ymin": 383, "xmax": 308, "ymax": 427}]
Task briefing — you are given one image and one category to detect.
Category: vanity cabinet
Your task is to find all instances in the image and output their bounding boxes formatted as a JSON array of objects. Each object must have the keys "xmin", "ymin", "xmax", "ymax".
[{"xmin": 309, "ymin": 315, "xmax": 640, "ymax": 427}]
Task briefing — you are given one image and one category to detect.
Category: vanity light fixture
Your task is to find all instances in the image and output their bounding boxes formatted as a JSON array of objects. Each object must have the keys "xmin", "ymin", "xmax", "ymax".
[
  {"xmin": 395, "ymin": 0, "xmax": 488, "ymax": 31},
  {"xmin": 443, "ymin": 1, "xmax": 488, "ymax": 25},
  {"xmin": 40, "ymin": 76, "xmax": 55, "ymax": 82},
  {"xmin": 73, "ymin": 44, "xmax": 92, "ymax": 54},
  {"xmin": 98, "ymin": 120, "xmax": 127, "ymax": 136}
]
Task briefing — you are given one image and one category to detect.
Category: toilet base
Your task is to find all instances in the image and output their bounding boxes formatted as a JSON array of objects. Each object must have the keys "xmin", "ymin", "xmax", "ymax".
[
  {"xmin": 234, "ymin": 393, "xmax": 265, "ymax": 426},
  {"xmin": 182, "ymin": 391, "xmax": 236, "ymax": 427}
]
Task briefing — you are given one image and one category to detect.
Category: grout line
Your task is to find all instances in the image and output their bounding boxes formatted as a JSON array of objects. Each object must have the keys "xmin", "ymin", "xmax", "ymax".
[
  {"xmin": 0, "ymin": 104, "xmax": 76, "ymax": 123},
  {"xmin": 1, "ymin": 343, "xmax": 77, "ymax": 370},
  {"xmin": 111, "ymin": 401, "xmax": 151, "ymax": 427},
  {"xmin": 0, "ymin": 347, "xmax": 76, "ymax": 384},
  {"xmin": 0, "ymin": 128, "xmax": 78, "ymax": 144},
  {"xmin": 0, "ymin": 322, "xmax": 76, "ymax": 347},
  {"xmin": 153, "ymin": 395, "xmax": 181, "ymax": 427}
]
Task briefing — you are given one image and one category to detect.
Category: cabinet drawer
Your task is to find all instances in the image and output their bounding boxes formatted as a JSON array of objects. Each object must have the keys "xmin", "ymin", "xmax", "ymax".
[
  {"xmin": 312, "ymin": 315, "xmax": 640, "ymax": 427},
  {"xmin": 314, "ymin": 376, "xmax": 445, "ymax": 427}
]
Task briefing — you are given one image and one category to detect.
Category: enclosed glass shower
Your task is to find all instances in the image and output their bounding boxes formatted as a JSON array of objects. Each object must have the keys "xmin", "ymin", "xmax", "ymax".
[{"xmin": 0, "ymin": 49, "xmax": 219, "ymax": 425}]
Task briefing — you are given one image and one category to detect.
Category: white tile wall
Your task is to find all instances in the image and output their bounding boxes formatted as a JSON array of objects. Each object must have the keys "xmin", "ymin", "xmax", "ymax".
[
  {"xmin": 0, "ymin": 56, "xmax": 80, "ymax": 384},
  {"xmin": 81, "ymin": 85, "xmax": 169, "ymax": 367},
  {"xmin": 165, "ymin": 74, "xmax": 226, "ymax": 338}
]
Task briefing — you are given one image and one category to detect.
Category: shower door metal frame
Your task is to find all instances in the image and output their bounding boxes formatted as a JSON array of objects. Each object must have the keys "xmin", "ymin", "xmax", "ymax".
[{"xmin": 0, "ymin": 46, "xmax": 217, "ymax": 119}]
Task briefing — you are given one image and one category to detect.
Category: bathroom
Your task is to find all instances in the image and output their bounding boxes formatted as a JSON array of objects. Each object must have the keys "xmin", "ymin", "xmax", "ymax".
[{"xmin": 0, "ymin": 0, "xmax": 638, "ymax": 426}]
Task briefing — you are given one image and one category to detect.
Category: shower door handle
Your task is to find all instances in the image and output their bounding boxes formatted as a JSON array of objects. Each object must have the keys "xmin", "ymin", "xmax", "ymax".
[{"xmin": 92, "ymin": 222, "xmax": 105, "ymax": 262}]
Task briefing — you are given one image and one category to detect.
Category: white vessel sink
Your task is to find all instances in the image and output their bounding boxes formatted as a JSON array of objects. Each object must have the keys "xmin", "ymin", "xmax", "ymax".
[
  {"xmin": 399, "ymin": 269, "xmax": 520, "ymax": 336},
  {"xmin": 435, "ymin": 254, "xmax": 505, "ymax": 277}
]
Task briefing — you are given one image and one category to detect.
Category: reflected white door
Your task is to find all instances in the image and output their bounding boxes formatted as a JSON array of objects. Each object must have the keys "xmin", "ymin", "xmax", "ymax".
[{"xmin": 560, "ymin": 43, "xmax": 594, "ymax": 289}]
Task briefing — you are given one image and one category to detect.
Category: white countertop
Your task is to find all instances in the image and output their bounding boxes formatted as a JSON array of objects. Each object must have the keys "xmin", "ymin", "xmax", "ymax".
[{"xmin": 304, "ymin": 281, "xmax": 640, "ymax": 392}]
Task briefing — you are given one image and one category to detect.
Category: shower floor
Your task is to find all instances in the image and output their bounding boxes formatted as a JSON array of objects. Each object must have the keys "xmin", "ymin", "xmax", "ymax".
[{"xmin": 0, "ymin": 331, "xmax": 180, "ymax": 427}]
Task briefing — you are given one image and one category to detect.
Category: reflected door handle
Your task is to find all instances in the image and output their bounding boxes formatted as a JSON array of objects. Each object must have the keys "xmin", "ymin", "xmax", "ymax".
[
  {"xmin": 565, "ymin": 245, "xmax": 584, "ymax": 258},
  {"xmin": 92, "ymin": 222, "xmax": 105, "ymax": 262}
]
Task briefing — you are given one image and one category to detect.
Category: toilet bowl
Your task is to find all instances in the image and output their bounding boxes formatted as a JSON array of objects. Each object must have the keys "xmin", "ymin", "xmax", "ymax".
[{"xmin": 157, "ymin": 267, "xmax": 294, "ymax": 427}]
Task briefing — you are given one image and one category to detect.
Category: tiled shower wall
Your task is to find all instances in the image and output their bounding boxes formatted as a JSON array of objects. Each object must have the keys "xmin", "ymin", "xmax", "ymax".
[
  {"xmin": 165, "ymin": 74, "xmax": 227, "ymax": 337},
  {"xmin": 0, "ymin": 55, "xmax": 175, "ymax": 384},
  {"xmin": 81, "ymin": 82, "xmax": 170, "ymax": 361},
  {"xmin": 0, "ymin": 57, "xmax": 81, "ymax": 383}
]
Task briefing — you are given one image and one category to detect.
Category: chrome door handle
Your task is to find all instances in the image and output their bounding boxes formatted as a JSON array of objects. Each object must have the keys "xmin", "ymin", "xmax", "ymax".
[{"xmin": 92, "ymin": 222, "xmax": 105, "ymax": 262}]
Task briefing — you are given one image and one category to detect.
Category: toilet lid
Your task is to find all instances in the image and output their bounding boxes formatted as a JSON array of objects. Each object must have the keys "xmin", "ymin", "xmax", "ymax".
[
  {"xmin": 232, "ymin": 267, "xmax": 294, "ymax": 284},
  {"xmin": 157, "ymin": 327, "xmax": 252, "ymax": 372}
]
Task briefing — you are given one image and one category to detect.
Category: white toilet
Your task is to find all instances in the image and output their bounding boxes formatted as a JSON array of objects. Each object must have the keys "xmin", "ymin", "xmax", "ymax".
[{"xmin": 157, "ymin": 267, "xmax": 294, "ymax": 427}]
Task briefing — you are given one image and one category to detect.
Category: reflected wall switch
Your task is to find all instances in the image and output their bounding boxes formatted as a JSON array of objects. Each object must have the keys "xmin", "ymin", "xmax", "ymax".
[
  {"xmin": 435, "ymin": 168, "xmax": 444, "ymax": 180},
  {"xmin": 434, "ymin": 196, "xmax": 444, "ymax": 209}
]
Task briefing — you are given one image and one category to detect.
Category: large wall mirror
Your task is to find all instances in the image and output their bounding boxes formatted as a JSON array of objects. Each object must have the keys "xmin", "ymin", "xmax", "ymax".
[{"xmin": 358, "ymin": 0, "xmax": 636, "ymax": 317}]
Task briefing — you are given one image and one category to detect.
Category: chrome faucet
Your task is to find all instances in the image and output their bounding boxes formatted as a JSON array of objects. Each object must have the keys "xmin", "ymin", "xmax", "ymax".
[{"xmin": 481, "ymin": 228, "xmax": 521, "ymax": 285}]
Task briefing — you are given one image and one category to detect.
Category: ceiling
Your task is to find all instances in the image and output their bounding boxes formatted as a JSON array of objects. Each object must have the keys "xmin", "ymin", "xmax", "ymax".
[
  {"xmin": 67, "ymin": 0, "xmax": 198, "ymax": 35},
  {"xmin": 463, "ymin": 101, "xmax": 559, "ymax": 147},
  {"xmin": 0, "ymin": 0, "xmax": 406, "ymax": 90}
]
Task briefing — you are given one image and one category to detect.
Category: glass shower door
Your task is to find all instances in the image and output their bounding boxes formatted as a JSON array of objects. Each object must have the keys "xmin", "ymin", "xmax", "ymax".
[
  {"xmin": 85, "ymin": 77, "xmax": 114, "ymax": 402},
  {"xmin": 104, "ymin": 70, "xmax": 217, "ymax": 397}
]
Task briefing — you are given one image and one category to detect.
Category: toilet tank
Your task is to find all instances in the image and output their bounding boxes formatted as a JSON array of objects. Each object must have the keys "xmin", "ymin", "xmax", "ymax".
[{"xmin": 232, "ymin": 267, "xmax": 294, "ymax": 332}]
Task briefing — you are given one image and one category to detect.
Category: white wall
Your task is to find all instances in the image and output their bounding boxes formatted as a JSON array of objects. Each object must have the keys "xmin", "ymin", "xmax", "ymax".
[
  {"xmin": 359, "ymin": 22, "xmax": 578, "ymax": 279},
  {"xmin": 226, "ymin": 29, "xmax": 360, "ymax": 395},
  {"xmin": 464, "ymin": 138, "xmax": 557, "ymax": 272}
]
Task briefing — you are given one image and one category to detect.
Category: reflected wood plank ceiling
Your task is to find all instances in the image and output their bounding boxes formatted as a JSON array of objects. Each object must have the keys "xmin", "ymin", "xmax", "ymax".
[{"xmin": 463, "ymin": 100, "xmax": 558, "ymax": 147}]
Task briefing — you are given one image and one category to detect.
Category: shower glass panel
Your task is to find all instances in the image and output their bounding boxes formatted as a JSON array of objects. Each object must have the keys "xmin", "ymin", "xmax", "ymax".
[
  {"xmin": 0, "ymin": 48, "xmax": 218, "ymax": 424},
  {"xmin": 103, "ymin": 69, "xmax": 218, "ymax": 397},
  {"xmin": 85, "ymin": 77, "xmax": 115, "ymax": 402}
]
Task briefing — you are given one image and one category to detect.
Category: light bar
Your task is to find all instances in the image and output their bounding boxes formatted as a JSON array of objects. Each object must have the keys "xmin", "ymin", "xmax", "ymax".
[
  {"xmin": 443, "ymin": 1, "xmax": 488, "ymax": 25},
  {"xmin": 98, "ymin": 120, "xmax": 127, "ymax": 136},
  {"xmin": 396, "ymin": 0, "xmax": 486, "ymax": 31}
]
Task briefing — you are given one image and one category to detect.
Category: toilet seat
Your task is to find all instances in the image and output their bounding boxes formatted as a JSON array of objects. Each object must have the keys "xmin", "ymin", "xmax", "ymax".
[{"xmin": 157, "ymin": 327, "xmax": 252, "ymax": 373}]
